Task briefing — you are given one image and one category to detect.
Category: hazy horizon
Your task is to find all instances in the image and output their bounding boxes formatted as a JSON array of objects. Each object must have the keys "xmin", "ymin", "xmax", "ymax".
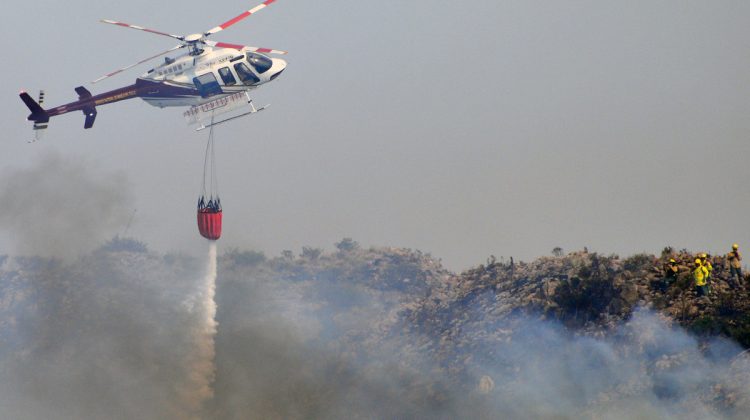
[{"xmin": 3, "ymin": 0, "xmax": 750, "ymax": 270}]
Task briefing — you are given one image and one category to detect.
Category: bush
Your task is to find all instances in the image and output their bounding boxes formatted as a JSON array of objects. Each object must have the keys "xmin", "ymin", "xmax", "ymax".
[
  {"xmin": 661, "ymin": 246, "xmax": 674, "ymax": 259},
  {"xmin": 301, "ymin": 247, "xmax": 323, "ymax": 260},
  {"xmin": 225, "ymin": 248, "xmax": 266, "ymax": 267},
  {"xmin": 335, "ymin": 238, "xmax": 359, "ymax": 252},
  {"xmin": 690, "ymin": 315, "xmax": 722, "ymax": 335},
  {"xmin": 623, "ymin": 253, "xmax": 653, "ymax": 271},
  {"xmin": 553, "ymin": 254, "xmax": 620, "ymax": 325}
]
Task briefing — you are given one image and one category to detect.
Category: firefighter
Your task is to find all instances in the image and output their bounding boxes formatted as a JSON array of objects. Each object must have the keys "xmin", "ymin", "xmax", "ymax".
[
  {"xmin": 727, "ymin": 244, "xmax": 743, "ymax": 287},
  {"xmin": 694, "ymin": 258, "xmax": 709, "ymax": 297},
  {"xmin": 700, "ymin": 253, "xmax": 713, "ymax": 291},
  {"xmin": 663, "ymin": 258, "xmax": 679, "ymax": 289}
]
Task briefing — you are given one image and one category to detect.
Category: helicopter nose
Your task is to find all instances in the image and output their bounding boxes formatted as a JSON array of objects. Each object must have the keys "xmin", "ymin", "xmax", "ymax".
[{"xmin": 269, "ymin": 58, "xmax": 286, "ymax": 81}]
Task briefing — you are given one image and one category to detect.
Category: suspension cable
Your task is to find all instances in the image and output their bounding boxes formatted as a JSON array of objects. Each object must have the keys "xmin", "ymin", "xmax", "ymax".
[{"xmin": 200, "ymin": 114, "xmax": 216, "ymax": 200}]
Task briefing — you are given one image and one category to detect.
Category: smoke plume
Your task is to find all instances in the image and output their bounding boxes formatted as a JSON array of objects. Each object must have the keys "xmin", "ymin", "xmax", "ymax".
[{"xmin": 0, "ymin": 152, "xmax": 132, "ymax": 259}]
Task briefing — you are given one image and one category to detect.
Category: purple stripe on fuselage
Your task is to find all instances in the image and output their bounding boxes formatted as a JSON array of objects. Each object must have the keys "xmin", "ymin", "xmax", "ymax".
[{"xmin": 46, "ymin": 79, "xmax": 199, "ymax": 117}]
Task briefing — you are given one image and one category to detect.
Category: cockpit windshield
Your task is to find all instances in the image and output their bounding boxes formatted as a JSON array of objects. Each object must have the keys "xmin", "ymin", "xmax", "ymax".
[{"xmin": 247, "ymin": 52, "xmax": 273, "ymax": 74}]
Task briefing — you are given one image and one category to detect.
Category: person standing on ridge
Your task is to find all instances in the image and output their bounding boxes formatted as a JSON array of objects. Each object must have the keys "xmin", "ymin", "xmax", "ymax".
[
  {"xmin": 700, "ymin": 253, "xmax": 713, "ymax": 292},
  {"xmin": 694, "ymin": 258, "xmax": 709, "ymax": 297},
  {"xmin": 727, "ymin": 244, "xmax": 743, "ymax": 288},
  {"xmin": 663, "ymin": 258, "xmax": 679, "ymax": 289}
]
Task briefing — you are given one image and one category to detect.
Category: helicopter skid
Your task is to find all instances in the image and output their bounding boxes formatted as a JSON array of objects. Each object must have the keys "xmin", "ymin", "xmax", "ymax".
[
  {"xmin": 184, "ymin": 91, "xmax": 268, "ymax": 130},
  {"xmin": 195, "ymin": 101, "xmax": 268, "ymax": 131}
]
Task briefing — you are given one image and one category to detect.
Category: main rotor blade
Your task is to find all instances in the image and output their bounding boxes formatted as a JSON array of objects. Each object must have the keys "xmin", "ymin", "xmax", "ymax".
[
  {"xmin": 100, "ymin": 19, "xmax": 184, "ymax": 41},
  {"xmin": 205, "ymin": 40, "xmax": 287, "ymax": 55},
  {"xmin": 92, "ymin": 45, "xmax": 185, "ymax": 84},
  {"xmin": 204, "ymin": 0, "xmax": 277, "ymax": 36}
]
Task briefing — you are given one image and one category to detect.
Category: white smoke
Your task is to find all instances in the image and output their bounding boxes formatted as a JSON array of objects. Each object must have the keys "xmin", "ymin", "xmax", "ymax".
[{"xmin": 177, "ymin": 241, "xmax": 218, "ymax": 418}]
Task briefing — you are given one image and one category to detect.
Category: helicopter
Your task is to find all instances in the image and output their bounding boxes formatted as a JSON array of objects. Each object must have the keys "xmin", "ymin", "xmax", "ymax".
[{"xmin": 19, "ymin": 0, "xmax": 287, "ymax": 138}]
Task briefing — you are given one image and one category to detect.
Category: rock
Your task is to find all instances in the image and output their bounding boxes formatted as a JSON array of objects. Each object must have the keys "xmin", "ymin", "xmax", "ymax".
[
  {"xmin": 621, "ymin": 283, "xmax": 639, "ymax": 305},
  {"xmin": 477, "ymin": 375, "xmax": 495, "ymax": 394}
]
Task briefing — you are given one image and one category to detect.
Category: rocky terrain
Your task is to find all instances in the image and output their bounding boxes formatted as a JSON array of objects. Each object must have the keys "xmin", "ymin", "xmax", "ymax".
[
  {"xmin": 1, "ymin": 238, "xmax": 749, "ymax": 419},
  {"xmin": 407, "ymin": 248, "xmax": 750, "ymax": 348}
]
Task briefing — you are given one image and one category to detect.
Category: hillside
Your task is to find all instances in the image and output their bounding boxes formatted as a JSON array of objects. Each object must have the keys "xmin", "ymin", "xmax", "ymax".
[
  {"xmin": 1, "ymin": 238, "xmax": 749, "ymax": 419},
  {"xmin": 408, "ymin": 249, "xmax": 750, "ymax": 346}
]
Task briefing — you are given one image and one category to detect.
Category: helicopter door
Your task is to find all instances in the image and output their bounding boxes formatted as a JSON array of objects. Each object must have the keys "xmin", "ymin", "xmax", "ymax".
[{"xmin": 193, "ymin": 72, "xmax": 223, "ymax": 98}]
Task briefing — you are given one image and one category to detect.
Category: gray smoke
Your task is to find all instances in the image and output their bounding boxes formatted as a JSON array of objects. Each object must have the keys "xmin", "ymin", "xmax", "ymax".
[
  {"xmin": 460, "ymin": 308, "xmax": 750, "ymax": 419},
  {"xmin": 0, "ymin": 152, "xmax": 132, "ymax": 259},
  {"xmin": 1, "ymin": 242, "xmax": 749, "ymax": 419},
  {"xmin": 207, "ymin": 265, "xmax": 750, "ymax": 420},
  {"xmin": 0, "ymin": 244, "xmax": 212, "ymax": 420}
]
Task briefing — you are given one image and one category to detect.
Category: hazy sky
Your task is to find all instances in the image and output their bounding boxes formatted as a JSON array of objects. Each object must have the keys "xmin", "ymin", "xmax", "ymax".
[{"xmin": 2, "ymin": 0, "xmax": 750, "ymax": 269}]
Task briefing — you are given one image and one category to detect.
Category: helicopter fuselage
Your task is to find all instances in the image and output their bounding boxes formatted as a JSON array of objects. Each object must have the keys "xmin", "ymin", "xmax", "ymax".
[{"xmin": 138, "ymin": 47, "xmax": 286, "ymax": 108}]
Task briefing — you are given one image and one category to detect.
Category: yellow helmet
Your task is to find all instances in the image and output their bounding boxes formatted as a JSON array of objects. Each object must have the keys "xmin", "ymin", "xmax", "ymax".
[
  {"xmin": 695, "ymin": 259, "xmax": 702, "ymax": 265},
  {"xmin": 733, "ymin": 243, "xmax": 739, "ymax": 250},
  {"xmin": 700, "ymin": 253, "xmax": 707, "ymax": 259},
  {"xmin": 669, "ymin": 258, "xmax": 676, "ymax": 263}
]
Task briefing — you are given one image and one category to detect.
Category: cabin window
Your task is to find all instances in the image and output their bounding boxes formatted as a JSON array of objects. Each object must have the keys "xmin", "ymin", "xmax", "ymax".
[
  {"xmin": 233, "ymin": 63, "xmax": 260, "ymax": 85},
  {"xmin": 247, "ymin": 52, "xmax": 273, "ymax": 74},
  {"xmin": 218, "ymin": 67, "xmax": 237, "ymax": 86}
]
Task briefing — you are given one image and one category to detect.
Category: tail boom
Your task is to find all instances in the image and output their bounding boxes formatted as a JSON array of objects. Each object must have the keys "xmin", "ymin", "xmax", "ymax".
[
  {"xmin": 20, "ymin": 83, "xmax": 140, "ymax": 130},
  {"xmin": 20, "ymin": 79, "xmax": 200, "ymax": 130}
]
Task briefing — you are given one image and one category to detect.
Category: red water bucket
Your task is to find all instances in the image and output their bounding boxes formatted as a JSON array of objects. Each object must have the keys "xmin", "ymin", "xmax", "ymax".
[{"xmin": 197, "ymin": 208, "xmax": 222, "ymax": 240}]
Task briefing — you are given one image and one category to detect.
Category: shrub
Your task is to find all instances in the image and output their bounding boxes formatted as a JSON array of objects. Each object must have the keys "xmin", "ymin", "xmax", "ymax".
[
  {"xmin": 661, "ymin": 246, "xmax": 674, "ymax": 259},
  {"xmin": 225, "ymin": 248, "xmax": 266, "ymax": 267},
  {"xmin": 623, "ymin": 253, "xmax": 653, "ymax": 271},
  {"xmin": 553, "ymin": 254, "xmax": 620, "ymax": 325},
  {"xmin": 301, "ymin": 247, "xmax": 323, "ymax": 260},
  {"xmin": 335, "ymin": 238, "xmax": 359, "ymax": 252}
]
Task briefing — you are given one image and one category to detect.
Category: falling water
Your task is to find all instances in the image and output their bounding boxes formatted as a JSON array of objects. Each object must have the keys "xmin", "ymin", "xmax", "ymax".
[{"xmin": 178, "ymin": 241, "xmax": 218, "ymax": 418}]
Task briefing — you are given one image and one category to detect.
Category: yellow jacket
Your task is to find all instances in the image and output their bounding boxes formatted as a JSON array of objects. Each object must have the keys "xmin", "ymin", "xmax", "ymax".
[
  {"xmin": 665, "ymin": 264, "xmax": 678, "ymax": 277},
  {"xmin": 727, "ymin": 251, "xmax": 742, "ymax": 269},
  {"xmin": 703, "ymin": 261, "xmax": 712, "ymax": 277},
  {"xmin": 694, "ymin": 266, "xmax": 707, "ymax": 286}
]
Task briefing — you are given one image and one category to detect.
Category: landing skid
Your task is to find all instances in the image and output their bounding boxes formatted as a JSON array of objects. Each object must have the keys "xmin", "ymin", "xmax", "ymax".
[{"xmin": 195, "ymin": 100, "xmax": 269, "ymax": 131}]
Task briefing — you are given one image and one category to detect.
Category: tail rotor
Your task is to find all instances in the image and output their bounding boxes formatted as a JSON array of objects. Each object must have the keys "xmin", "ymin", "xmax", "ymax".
[{"xmin": 33, "ymin": 91, "xmax": 48, "ymax": 133}]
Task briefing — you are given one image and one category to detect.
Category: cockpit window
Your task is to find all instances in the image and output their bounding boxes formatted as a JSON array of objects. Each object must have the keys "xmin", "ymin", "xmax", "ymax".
[
  {"xmin": 247, "ymin": 52, "xmax": 273, "ymax": 74},
  {"xmin": 233, "ymin": 63, "xmax": 260, "ymax": 85}
]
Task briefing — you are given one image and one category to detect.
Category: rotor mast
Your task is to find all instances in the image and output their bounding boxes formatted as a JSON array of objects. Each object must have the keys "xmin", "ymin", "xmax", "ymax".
[{"xmin": 184, "ymin": 33, "xmax": 206, "ymax": 56}]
